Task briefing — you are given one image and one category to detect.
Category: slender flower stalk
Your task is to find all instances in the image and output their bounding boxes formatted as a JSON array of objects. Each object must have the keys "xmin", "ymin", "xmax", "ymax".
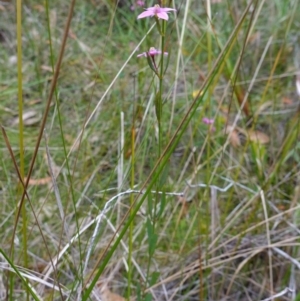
[
  {"xmin": 157, "ymin": 19, "xmax": 166, "ymax": 152},
  {"xmin": 135, "ymin": 4, "xmax": 176, "ymax": 293}
]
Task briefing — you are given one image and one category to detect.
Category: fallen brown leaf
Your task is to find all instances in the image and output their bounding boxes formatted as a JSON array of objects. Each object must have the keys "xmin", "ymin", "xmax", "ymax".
[
  {"xmin": 41, "ymin": 65, "xmax": 53, "ymax": 72},
  {"xmin": 282, "ymin": 97, "xmax": 293, "ymax": 105},
  {"xmin": 24, "ymin": 177, "xmax": 51, "ymax": 186},
  {"xmin": 229, "ymin": 130, "xmax": 241, "ymax": 148},
  {"xmin": 11, "ymin": 110, "xmax": 41, "ymax": 126},
  {"xmin": 247, "ymin": 130, "xmax": 270, "ymax": 144},
  {"xmin": 225, "ymin": 125, "xmax": 241, "ymax": 148},
  {"xmin": 28, "ymin": 99, "xmax": 42, "ymax": 105}
]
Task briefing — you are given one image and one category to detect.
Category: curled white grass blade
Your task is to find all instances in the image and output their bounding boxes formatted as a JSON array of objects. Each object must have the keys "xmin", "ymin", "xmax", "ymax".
[
  {"xmin": 272, "ymin": 247, "xmax": 300, "ymax": 270},
  {"xmin": 259, "ymin": 287, "xmax": 294, "ymax": 301},
  {"xmin": 117, "ymin": 111, "xmax": 125, "ymax": 223},
  {"xmin": 41, "ymin": 189, "xmax": 183, "ymax": 282},
  {"xmin": 260, "ymin": 188, "xmax": 273, "ymax": 299},
  {"xmin": 186, "ymin": 180, "xmax": 233, "ymax": 193}
]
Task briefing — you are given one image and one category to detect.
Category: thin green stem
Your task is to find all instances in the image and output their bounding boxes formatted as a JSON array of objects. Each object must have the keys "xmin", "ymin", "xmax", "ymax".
[
  {"xmin": 148, "ymin": 18, "xmax": 167, "ymax": 292},
  {"xmin": 16, "ymin": 0, "xmax": 29, "ymax": 299},
  {"xmin": 158, "ymin": 20, "xmax": 166, "ymax": 158},
  {"xmin": 204, "ymin": 0, "xmax": 212, "ymax": 279},
  {"xmin": 127, "ymin": 126, "xmax": 135, "ymax": 301}
]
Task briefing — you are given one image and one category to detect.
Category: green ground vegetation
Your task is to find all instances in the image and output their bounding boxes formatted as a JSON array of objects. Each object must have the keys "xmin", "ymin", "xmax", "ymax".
[{"xmin": 0, "ymin": 0, "xmax": 300, "ymax": 300}]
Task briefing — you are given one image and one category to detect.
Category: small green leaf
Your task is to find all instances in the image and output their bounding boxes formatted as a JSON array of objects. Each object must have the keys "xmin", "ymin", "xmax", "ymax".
[
  {"xmin": 159, "ymin": 163, "xmax": 169, "ymax": 187},
  {"xmin": 146, "ymin": 218, "xmax": 157, "ymax": 257},
  {"xmin": 150, "ymin": 271, "xmax": 160, "ymax": 286},
  {"xmin": 146, "ymin": 218, "xmax": 154, "ymax": 237},
  {"xmin": 147, "ymin": 192, "xmax": 153, "ymax": 218},
  {"xmin": 157, "ymin": 191, "xmax": 166, "ymax": 218},
  {"xmin": 145, "ymin": 292, "xmax": 152, "ymax": 301}
]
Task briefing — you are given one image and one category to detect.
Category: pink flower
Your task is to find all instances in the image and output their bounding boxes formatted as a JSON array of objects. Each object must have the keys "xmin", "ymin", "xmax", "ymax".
[
  {"xmin": 137, "ymin": 47, "xmax": 168, "ymax": 58},
  {"xmin": 131, "ymin": 0, "xmax": 145, "ymax": 10},
  {"xmin": 137, "ymin": 4, "xmax": 176, "ymax": 21},
  {"xmin": 136, "ymin": 0, "xmax": 145, "ymax": 7},
  {"xmin": 202, "ymin": 117, "xmax": 215, "ymax": 132},
  {"xmin": 202, "ymin": 117, "xmax": 214, "ymax": 125}
]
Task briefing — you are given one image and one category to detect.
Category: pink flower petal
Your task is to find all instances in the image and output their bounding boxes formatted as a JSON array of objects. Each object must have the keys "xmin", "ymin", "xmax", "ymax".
[
  {"xmin": 136, "ymin": 0, "xmax": 145, "ymax": 7},
  {"xmin": 161, "ymin": 8, "xmax": 176, "ymax": 12},
  {"xmin": 202, "ymin": 117, "xmax": 214, "ymax": 125},
  {"xmin": 137, "ymin": 52, "xmax": 147, "ymax": 57},
  {"xmin": 145, "ymin": 7, "xmax": 157, "ymax": 13},
  {"xmin": 156, "ymin": 12, "xmax": 169, "ymax": 20},
  {"xmin": 137, "ymin": 11, "xmax": 154, "ymax": 19},
  {"xmin": 148, "ymin": 49, "xmax": 161, "ymax": 56}
]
